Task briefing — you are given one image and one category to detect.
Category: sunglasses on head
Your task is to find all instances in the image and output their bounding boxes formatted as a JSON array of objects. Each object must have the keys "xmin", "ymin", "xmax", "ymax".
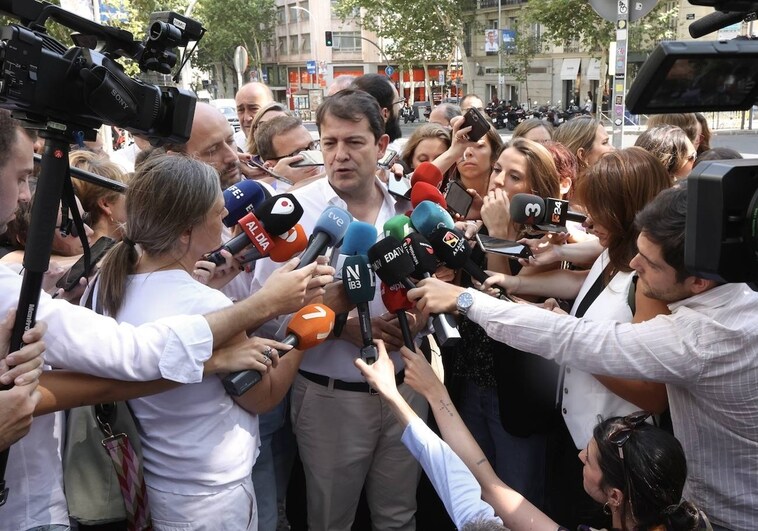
[{"xmin": 607, "ymin": 410, "xmax": 652, "ymax": 459}]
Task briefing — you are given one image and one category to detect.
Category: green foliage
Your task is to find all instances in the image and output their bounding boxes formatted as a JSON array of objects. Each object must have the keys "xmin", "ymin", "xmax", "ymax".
[
  {"xmin": 0, "ymin": 0, "xmax": 79, "ymax": 46},
  {"xmin": 194, "ymin": 0, "xmax": 277, "ymax": 72},
  {"xmin": 501, "ymin": 20, "xmax": 540, "ymax": 100}
]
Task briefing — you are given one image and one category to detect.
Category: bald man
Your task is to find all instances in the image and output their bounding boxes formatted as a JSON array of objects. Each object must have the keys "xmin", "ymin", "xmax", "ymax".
[{"xmin": 235, "ymin": 82, "xmax": 274, "ymax": 147}]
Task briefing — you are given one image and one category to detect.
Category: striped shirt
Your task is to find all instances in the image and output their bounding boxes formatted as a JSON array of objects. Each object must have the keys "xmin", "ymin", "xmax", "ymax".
[{"xmin": 466, "ymin": 283, "xmax": 758, "ymax": 531}]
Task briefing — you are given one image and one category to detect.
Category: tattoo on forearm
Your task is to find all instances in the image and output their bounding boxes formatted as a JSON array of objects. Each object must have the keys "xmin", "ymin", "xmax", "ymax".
[{"xmin": 438, "ymin": 399, "xmax": 454, "ymax": 417}]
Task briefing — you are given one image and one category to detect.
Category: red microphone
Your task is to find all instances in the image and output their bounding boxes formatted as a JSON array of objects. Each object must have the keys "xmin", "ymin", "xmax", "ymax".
[
  {"xmin": 380, "ymin": 282, "xmax": 415, "ymax": 349},
  {"xmin": 411, "ymin": 182, "xmax": 447, "ymax": 210},
  {"xmin": 222, "ymin": 303, "xmax": 336, "ymax": 396},
  {"xmin": 410, "ymin": 161, "xmax": 444, "ymax": 189}
]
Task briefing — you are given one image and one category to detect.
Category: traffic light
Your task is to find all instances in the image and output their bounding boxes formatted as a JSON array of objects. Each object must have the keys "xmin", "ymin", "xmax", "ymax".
[{"xmin": 325, "ymin": 31, "xmax": 333, "ymax": 47}]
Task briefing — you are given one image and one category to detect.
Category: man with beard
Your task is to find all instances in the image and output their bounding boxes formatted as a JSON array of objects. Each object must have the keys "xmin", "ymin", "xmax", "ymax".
[{"xmin": 351, "ymin": 73, "xmax": 404, "ymax": 147}]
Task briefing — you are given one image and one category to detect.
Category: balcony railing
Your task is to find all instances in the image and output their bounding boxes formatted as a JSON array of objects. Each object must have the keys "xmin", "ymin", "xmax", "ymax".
[{"xmin": 478, "ymin": 0, "xmax": 524, "ymax": 8}]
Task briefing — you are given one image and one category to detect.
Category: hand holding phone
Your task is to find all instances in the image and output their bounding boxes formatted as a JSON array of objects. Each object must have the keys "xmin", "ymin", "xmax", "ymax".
[
  {"xmin": 290, "ymin": 150, "xmax": 324, "ymax": 167},
  {"xmin": 460, "ymin": 107, "xmax": 490, "ymax": 142},
  {"xmin": 445, "ymin": 181, "xmax": 474, "ymax": 217},
  {"xmin": 56, "ymin": 236, "xmax": 116, "ymax": 291},
  {"xmin": 475, "ymin": 234, "xmax": 533, "ymax": 260}
]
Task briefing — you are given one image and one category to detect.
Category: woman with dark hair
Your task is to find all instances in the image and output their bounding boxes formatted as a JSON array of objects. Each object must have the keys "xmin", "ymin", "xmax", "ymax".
[
  {"xmin": 694, "ymin": 113, "xmax": 712, "ymax": 155},
  {"xmin": 634, "ymin": 125, "xmax": 696, "ymax": 182}
]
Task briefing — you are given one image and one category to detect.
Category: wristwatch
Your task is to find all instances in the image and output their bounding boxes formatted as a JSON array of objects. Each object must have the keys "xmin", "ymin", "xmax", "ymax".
[{"xmin": 456, "ymin": 290, "xmax": 474, "ymax": 316}]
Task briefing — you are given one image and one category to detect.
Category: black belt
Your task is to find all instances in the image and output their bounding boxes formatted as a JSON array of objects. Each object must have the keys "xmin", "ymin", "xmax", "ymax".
[{"xmin": 298, "ymin": 369, "xmax": 404, "ymax": 393}]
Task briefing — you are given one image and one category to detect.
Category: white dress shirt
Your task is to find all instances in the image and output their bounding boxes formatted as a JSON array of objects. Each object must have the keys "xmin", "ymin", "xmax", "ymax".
[{"xmin": 465, "ymin": 283, "xmax": 758, "ymax": 531}]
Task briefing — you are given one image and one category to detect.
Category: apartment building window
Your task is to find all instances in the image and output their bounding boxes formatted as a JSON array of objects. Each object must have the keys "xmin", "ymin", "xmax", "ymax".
[
  {"xmin": 290, "ymin": 35, "xmax": 299, "ymax": 53},
  {"xmin": 298, "ymin": 2, "xmax": 310, "ymax": 20},
  {"xmin": 302, "ymin": 33, "xmax": 311, "ymax": 52},
  {"xmin": 331, "ymin": 0, "xmax": 359, "ymax": 17},
  {"xmin": 278, "ymin": 36, "xmax": 286, "ymax": 54},
  {"xmin": 276, "ymin": 6, "xmax": 285, "ymax": 23},
  {"xmin": 333, "ymin": 31, "xmax": 362, "ymax": 51},
  {"xmin": 487, "ymin": 19, "xmax": 498, "ymax": 29}
]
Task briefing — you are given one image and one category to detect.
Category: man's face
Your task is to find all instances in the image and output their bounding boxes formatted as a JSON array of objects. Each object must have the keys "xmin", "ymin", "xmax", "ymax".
[
  {"xmin": 385, "ymin": 83, "xmax": 403, "ymax": 142},
  {"xmin": 0, "ymin": 130, "xmax": 33, "ymax": 234},
  {"xmin": 268, "ymin": 125, "xmax": 322, "ymax": 183},
  {"xmin": 320, "ymin": 113, "xmax": 388, "ymax": 198},
  {"xmin": 630, "ymin": 232, "xmax": 692, "ymax": 303},
  {"xmin": 185, "ymin": 105, "xmax": 240, "ymax": 189},
  {"xmin": 461, "ymin": 96, "xmax": 484, "ymax": 112},
  {"xmin": 236, "ymin": 84, "xmax": 274, "ymax": 138},
  {"xmin": 429, "ymin": 106, "xmax": 451, "ymax": 127}
]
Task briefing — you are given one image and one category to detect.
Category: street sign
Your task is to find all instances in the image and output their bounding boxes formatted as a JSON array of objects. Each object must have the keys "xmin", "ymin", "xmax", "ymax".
[
  {"xmin": 438, "ymin": 71, "xmax": 445, "ymax": 84},
  {"xmin": 306, "ymin": 60, "xmax": 317, "ymax": 75},
  {"xmin": 234, "ymin": 46, "xmax": 248, "ymax": 75},
  {"xmin": 385, "ymin": 66, "xmax": 395, "ymax": 77}
]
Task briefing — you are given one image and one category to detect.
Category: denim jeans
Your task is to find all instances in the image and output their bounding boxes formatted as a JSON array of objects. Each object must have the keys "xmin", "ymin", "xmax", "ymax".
[
  {"xmin": 252, "ymin": 398, "xmax": 288, "ymax": 531},
  {"xmin": 457, "ymin": 379, "xmax": 547, "ymax": 508},
  {"xmin": 25, "ymin": 526, "xmax": 70, "ymax": 531}
]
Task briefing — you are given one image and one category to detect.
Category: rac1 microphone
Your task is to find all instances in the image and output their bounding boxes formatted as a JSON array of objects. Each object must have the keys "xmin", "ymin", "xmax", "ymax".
[
  {"xmin": 410, "ymin": 200, "xmax": 455, "ymax": 237},
  {"xmin": 510, "ymin": 193, "xmax": 585, "ymax": 232},
  {"xmin": 222, "ymin": 304, "xmax": 336, "ymax": 396},
  {"xmin": 205, "ymin": 194, "xmax": 303, "ymax": 265},
  {"xmin": 222, "ymin": 179, "xmax": 271, "ymax": 227},
  {"xmin": 343, "ymin": 254, "xmax": 378, "ymax": 363},
  {"xmin": 297, "ymin": 206, "xmax": 353, "ymax": 267},
  {"xmin": 410, "ymin": 161, "xmax": 444, "ymax": 189},
  {"xmin": 381, "ymin": 282, "xmax": 415, "ymax": 349},
  {"xmin": 411, "ymin": 182, "xmax": 447, "ymax": 210}
]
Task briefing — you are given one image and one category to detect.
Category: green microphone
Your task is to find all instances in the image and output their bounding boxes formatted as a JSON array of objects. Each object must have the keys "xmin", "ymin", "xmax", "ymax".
[{"xmin": 383, "ymin": 214, "xmax": 415, "ymax": 241}]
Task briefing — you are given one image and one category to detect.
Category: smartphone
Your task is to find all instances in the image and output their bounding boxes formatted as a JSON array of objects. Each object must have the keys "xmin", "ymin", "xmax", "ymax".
[
  {"xmin": 378, "ymin": 149, "xmax": 398, "ymax": 169},
  {"xmin": 56, "ymin": 236, "xmax": 116, "ymax": 291},
  {"xmin": 388, "ymin": 174, "xmax": 412, "ymax": 199},
  {"xmin": 461, "ymin": 107, "xmax": 490, "ymax": 142},
  {"xmin": 475, "ymin": 234, "xmax": 533, "ymax": 260},
  {"xmin": 245, "ymin": 157, "xmax": 293, "ymax": 186},
  {"xmin": 445, "ymin": 180, "xmax": 474, "ymax": 217},
  {"xmin": 290, "ymin": 150, "xmax": 324, "ymax": 167}
]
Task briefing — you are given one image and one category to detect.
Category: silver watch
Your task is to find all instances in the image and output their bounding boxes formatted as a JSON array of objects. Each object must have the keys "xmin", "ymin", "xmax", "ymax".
[{"xmin": 456, "ymin": 291, "xmax": 474, "ymax": 316}]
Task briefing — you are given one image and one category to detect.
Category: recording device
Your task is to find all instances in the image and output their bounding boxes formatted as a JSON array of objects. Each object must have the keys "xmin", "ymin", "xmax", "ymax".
[
  {"xmin": 509, "ymin": 194, "xmax": 586, "ymax": 232},
  {"xmin": 444, "ymin": 180, "xmax": 474, "ymax": 217},
  {"xmin": 222, "ymin": 304, "xmax": 336, "ymax": 396},
  {"xmin": 297, "ymin": 206, "xmax": 353, "ymax": 267},
  {"xmin": 387, "ymin": 174, "xmax": 412, "ymax": 200},
  {"xmin": 333, "ymin": 221, "xmax": 378, "ymax": 336},
  {"xmin": 245, "ymin": 157, "xmax": 294, "ymax": 186},
  {"xmin": 461, "ymin": 107, "xmax": 490, "ymax": 142},
  {"xmin": 383, "ymin": 214, "xmax": 415, "ymax": 241},
  {"xmin": 381, "ymin": 282, "xmax": 415, "ymax": 350},
  {"xmin": 411, "ymin": 182, "xmax": 447, "ymax": 210},
  {"xmin": 410, "ymin": 162, "xmax": 444, "ymax": 189},
  {"xmin": 409, "ymin": 200, "xmax": 455, "ymax": 236},
  {"xmin": 222, "ymin": 180, "xmax": 271, "ymax": 228},
  {"xmin": 476, "ymin": 234, "xmax": 533, "ymax": 260},
  {"xmin": 402, "ymin": 232, "xmax": 439, "ymax": 281},
  {"xmin": 238, "ymin": 224, "xmax": 308, "ymax": 266},
  {"xmin": 290, "ymin": 150, "xmax": 324, "ymax": 167},
  {"xmin": 55, "ymin": 236, "xmax": 115, "ymax": 291},
  {"xmin": 342, "ymin": 254, "xmax": 378, "ymax": 363},
  {"xmin": 204, "ymin": 195, "xmax": 303, "ymax": 266},
  {"xmin": 378, "ymin": 149, "xmax": 399, "ymax": 169}
]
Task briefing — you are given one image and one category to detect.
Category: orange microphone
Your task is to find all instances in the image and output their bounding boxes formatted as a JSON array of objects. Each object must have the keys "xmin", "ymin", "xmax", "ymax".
[
  {"xmin": 222, "ymin": 304, "xmax": 336, "ymax": 396},
  {"xmin": 268, "ymin": 224, "xmax": 308, "ymax": 262}
]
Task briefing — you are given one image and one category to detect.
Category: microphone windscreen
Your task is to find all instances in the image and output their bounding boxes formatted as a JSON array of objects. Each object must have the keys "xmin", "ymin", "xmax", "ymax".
[
  {"xmin": 287, "ymin": 304, "xmax": 336, "ymax": 350},
  {"xmin": 341, "ymin": 221, "xmax": 378, "ymax": 256},
  {"xmin": 342, "ymin": 255, "xmax": 376, "ymax": 305},
  {"xmin": 411, "ymin": 182, "xmax": 447, "ymax": 210},
  {"xmin": 383, "ymin": 214, "xmax": 414, "ymax": 241},
  {"xmin": 427, "ymin": 227, "xmax": 471, "ymax": 269},
  {"xmin": 509, "ymin": 193, "xmax": 546, "ymax": 225},
  {"xmin": 312, "ymin": 206, "xmax": 353, "ymax": 247},
  {"xmin": 403, "ymin": 232, "xmax": 439, "ymax": 276},
  {"xmin": 367, "ymin": 236, "xmax": 416, "ymax": 284},
  {"xmin": 269, "ymin": 224, "xmax": 308, "ymax": 262},
  {"xmin": 410, "ymin": 200, "xmax": 455, "ymax": 236},
  {"xmin": 381, "ymin": 282, "xmax": 414, "ymax": 313},
  {"xmin": 223, "ymin": 179, "xmax": 269, "ymax": 227},
  {"xmin": 254, "ymin": 194, "xmax": 304, "ymax": 235},
  {"xmin": 410, "ymin": 161, "xmax": 443, "ymax": 188}
]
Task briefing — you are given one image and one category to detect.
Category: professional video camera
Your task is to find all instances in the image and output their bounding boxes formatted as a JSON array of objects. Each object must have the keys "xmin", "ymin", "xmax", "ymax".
[{"xmin": 626, "ymin": 1, "xmax": 758, "ymax": 289}]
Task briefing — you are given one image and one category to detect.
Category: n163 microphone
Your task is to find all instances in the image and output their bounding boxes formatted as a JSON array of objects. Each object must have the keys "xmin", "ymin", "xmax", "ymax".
[
  {"xmin": 297, "ymin": 206, "xmax": 353, "ymax": 267},
  {"xmin": 334, "ymin": 221, "xmax": 378, "ymax": 280},
  {"xmin": 410, "ymin": 200, "xmax": 455, "ymax": 236},
  {"xmin": 383, "ymin": 214, "xmax": 415, "ymax": 241},
  {"xmin": 510, "ymin": 193, "xmax": 586, "ymax": 232},
  {"xmin": 381, "ymin": 282, "xmax": 415, "ymax": 349},
  {"xmin": 222, "ymin": 304, "xmax": 336, "ymax": 396},
  {"xmin": 411, "ymin": 182, "xmax": 447, "ymax": 210},
  {"xmin": 222, "ymin": 179, "xmax": 271, "ymax": 227},
  {"xmin": 410, "ymin": 161, "xmax": 444, "ymax": 189}
]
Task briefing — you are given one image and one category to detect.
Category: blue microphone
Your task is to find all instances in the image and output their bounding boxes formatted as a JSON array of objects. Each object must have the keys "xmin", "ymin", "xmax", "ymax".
[
  {"xmin": 334, "ymin": 221, "xmax": 378, "ymax": 280},
  {"xmin": 297, "ymin": 206, "xmax": 353, "ymax": 267},
  {"xmin": 410, "ymin": 200, "xmax": 455, "ymax": 236},
  {"xmin": 222, "ymin": 179, "xmax": 270, "ymax": 227}
]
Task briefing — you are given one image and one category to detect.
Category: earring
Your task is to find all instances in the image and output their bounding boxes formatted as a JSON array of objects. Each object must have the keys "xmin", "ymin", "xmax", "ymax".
[{"xmin": 603, "ymin": 501, "xmax": 612, "ymax": 515}]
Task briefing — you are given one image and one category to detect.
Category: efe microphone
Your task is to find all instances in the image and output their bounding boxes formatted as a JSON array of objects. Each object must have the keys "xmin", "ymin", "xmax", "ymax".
[
  {"xmin": 222, "ymin": 304, "xmax": 336, "ymax": 396},
  {"xmin": 222, "ymin": 179, "xmax": 270, "ymax": 227}
]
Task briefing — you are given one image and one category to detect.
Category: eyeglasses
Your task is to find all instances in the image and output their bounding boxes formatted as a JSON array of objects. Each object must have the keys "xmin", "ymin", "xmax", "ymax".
[
  {"xmin": 607, "ymin": 410, "xmax": 652, "ymax": 459},
  {"xmin": 393, "ymin": 97, "xmax": 407, "ymax": 106},
  {"xmin": 268, "ymin": 141, "xmax": 320, "ymax": 161}
]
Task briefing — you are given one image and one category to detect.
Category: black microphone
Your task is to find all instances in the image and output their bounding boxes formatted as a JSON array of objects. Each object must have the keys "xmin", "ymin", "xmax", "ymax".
[
  {"xmin": 367, "ymin": 236, "xmax": 417, "ymax": 290},
  {"xmin": 333, "ymin": 221, "xmax": 378, "ymax": 337},
  {"xmin": 689, "ymin": 10, "xmax": 753, "ymax": 39},
  {"xmin": 342, "ymin": 254, "xmax": 378, "ymax": 363},
  {"xmin": 402, "ymin": 232, "xmax": 439, "ymax": 280},
  {"xmin": 509, "ymin": 193, "xmax": 585, "ymax": 232},
  {"xmin": 297, "ymin": 206, "xmax": 353, "ymax": 267}
]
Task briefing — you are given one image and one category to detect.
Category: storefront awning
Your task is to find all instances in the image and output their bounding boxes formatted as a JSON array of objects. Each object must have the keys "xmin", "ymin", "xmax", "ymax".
[
  {"xmin": 586, "ymin": 58, "xmax": 602, "ymax": 81},
  {"xmin": 560, "ymin": 58, "xmax": 581, "ymax": 80}
]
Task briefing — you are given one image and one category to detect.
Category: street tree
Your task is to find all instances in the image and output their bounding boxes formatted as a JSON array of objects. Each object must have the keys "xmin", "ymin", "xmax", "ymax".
[{"xmin": 501, "ymin": 21, "xmax": 541, "ymax": 105}]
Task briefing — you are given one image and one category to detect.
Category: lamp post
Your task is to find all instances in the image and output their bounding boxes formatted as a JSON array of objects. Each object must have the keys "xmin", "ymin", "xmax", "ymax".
[
  {"xmin": 290, "ymin": 5, "xmax": 319, "ymax": 86},
  {"xmin": 497, "ymin": 0, "xmax": 503, "ymax": 102}
]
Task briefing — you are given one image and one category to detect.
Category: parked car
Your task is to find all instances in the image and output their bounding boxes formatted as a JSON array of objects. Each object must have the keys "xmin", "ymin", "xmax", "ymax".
[{"xmin": 208, "ymin": 99, "xmax": 241, "ymax": 133}]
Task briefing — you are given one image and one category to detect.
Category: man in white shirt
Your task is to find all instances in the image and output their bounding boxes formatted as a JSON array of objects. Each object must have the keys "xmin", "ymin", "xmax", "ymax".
[
  {"xmin": 252, "ymin": 89, "xmax": 427, "ymax": 531},
  {"xmin": 408, "ymin": 184, "xmax": 758, "ymax": 531},
  {"xmin": 235, "ymin": 82, "xmax": 274, "ymax": 150}
]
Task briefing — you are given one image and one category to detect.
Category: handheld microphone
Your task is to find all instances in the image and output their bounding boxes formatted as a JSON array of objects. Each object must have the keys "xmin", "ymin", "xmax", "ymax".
[
  {"xmin": 205, "ymin": 194, "xmax": 303, "ymax": 265},
  {"xmin": 411, "ymin": 182, "xmax": 447, "ymax": 210},
  {"xmin": 689, "ymin": 10, "xmax": 752, "ymax": 39},
  {"xmin": 410, "ymin": 200, "xmax": 455, "ymax": 236},
  {"xmin": 342, "ymin": 255, "xmax": 378, "ymax": 363},
  {"xmin": 222, "ymin": 179, "xmax": 271, "ymax": 227},
  {"xmin": 410, "ymin": 161, "xmax": 444, "ymax": 189},
  {"xmin": 239, "ymin": 224, "xmax": 308, "ymax": 265},
  {"xmin": 381, "ymin": 282, "xmax": 415, "ymax": 349},
  {"xmin": 334, "ymin": 221, "xmax": 378, "ymax": 280},
  {"xmin": 367, "ymin": 236, "xmax": 417, "ymax": 290},
  {"xmin": 402, "ymin": 232, "xmax": 439, "ymax": 280},
  {"xmin": 222, "ymin": 304, "xmax": 336, "ymax": 396},
  {"xmin": 297, "ymin": 206, "xmax": 353, "ymax": 267},
  {"xmin": 383, "ymin": 214, "xmax": 415, "ymax": 241},
  {"xmin": 510, "ymin": 193, "xmax": 586, "ymax": 232}
]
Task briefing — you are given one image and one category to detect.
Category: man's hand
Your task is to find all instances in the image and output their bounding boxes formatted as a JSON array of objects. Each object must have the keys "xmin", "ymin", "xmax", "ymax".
[
  {"xmin": 0, "ymin": 311, "xmax": 46, "ymax": 387},
  {"xmin": 407, "ymin": 278, "xmax": 465, "ymax": 315},
  {"xmin": 354, "ymin": 340, "xmax": 400, "ymax": 400},
  {"xmin": 0, "ymin": 384, "xmax": 41, "ymax": 450},
  {"xmin": 257, "ymin": 258, "xmax": 334, "ymax": 317},
  {"xmin": 205, "ymin": 336, "xmax": 294, "ymax": 375}
]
